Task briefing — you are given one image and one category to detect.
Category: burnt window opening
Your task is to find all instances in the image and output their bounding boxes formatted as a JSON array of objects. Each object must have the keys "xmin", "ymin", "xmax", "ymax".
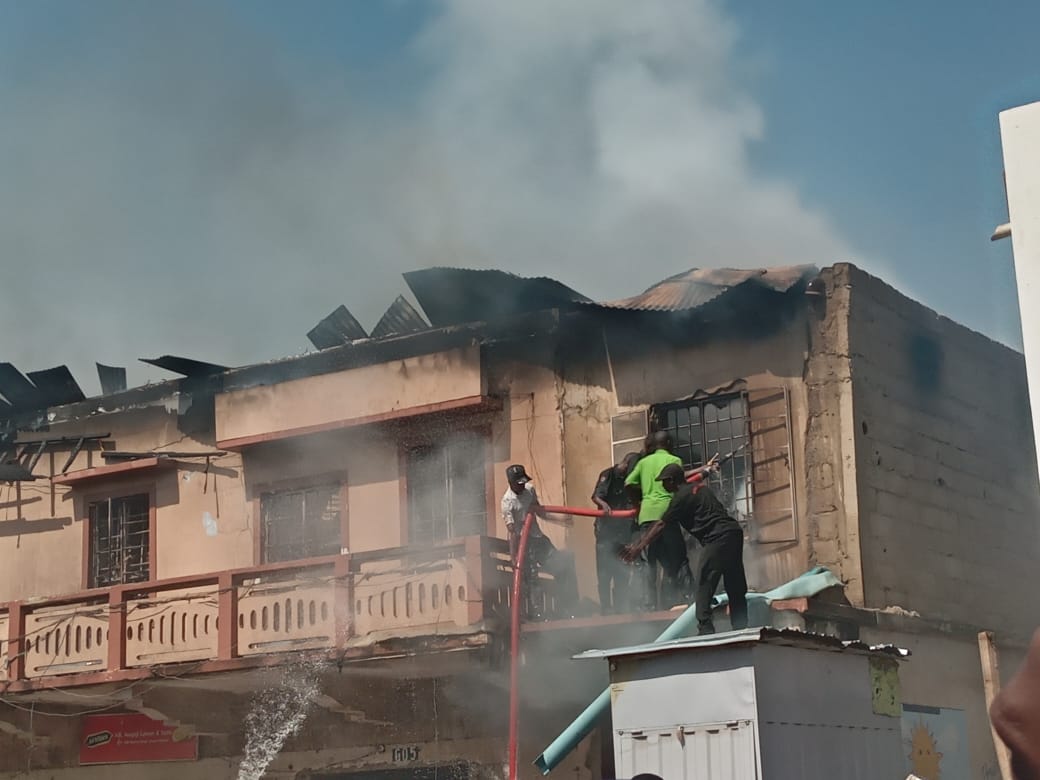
[
  {"xmin": 88, "ymin": 493, "xmax": 151, "ymax": 588},
  {"xmin": 406, "ymin": 432, "xmax": 487, "ymax": 544},
  {"xmin": 260, "ymin": 484, "xmax": 342, "ymax": 563},
  {"xmin": 651, "ymin": 392, "xmax": 753, "ymax": 525}
]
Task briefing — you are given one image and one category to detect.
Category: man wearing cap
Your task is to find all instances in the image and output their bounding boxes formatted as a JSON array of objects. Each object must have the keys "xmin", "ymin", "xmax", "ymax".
[
  {"xmin": 591, "ymin": 451, "xmax": 641, "ymax": 614},
  {"xmin": 623, "ymin": 431, "xmax": 692, "ymax": 610},
  {"xmin": 627, "ymin": 462, "xmax": 748, "ymax": 634},
  {"xmin": 501, "ymin": 464, "xmax": 577, "ymax": 617}
]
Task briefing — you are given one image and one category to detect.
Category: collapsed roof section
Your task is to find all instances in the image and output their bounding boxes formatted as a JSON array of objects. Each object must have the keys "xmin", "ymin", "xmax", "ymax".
[{"xmin": 0, "ymin": 264, "xmax": 822, "ymax": 421}]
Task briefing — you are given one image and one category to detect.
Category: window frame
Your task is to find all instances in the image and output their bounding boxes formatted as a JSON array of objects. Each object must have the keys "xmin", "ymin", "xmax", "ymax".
[
  {"xmin": 251, "ymin": 472, "xmax": 349, "ymax": 565},
  {"xmin": 79, "ymin": 482, "xmax": 158, "ymax": 591},
  {"xmin": 398, "ymin": 423, "xmax": 495, "ymax": 545},
  {"xmin": 650, "ymin": 390, "xmax": 754, "ymax": 525}
]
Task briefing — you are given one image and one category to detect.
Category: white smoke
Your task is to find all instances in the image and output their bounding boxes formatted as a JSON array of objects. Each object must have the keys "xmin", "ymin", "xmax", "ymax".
[{"xmin": 0, "ymin": 0, "xmax": 857, "ymax": 393}]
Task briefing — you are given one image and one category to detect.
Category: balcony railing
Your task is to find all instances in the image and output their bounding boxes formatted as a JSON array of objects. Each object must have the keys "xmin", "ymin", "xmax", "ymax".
[{"xmin": 0, "ymin": 536, "xmax": 513, "ymax": 688}]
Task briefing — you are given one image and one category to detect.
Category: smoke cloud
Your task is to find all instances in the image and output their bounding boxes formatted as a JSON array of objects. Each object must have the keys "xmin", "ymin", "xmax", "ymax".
[{"xmin": 0, "ymin": 0, "xmax": 858, "ymax": 394}]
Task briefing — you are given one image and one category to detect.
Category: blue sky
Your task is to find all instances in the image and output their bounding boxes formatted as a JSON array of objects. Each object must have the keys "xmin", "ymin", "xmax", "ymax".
[{"xmin": 0, "ymin": 1, "xmax": 1037, "ymax": 394}]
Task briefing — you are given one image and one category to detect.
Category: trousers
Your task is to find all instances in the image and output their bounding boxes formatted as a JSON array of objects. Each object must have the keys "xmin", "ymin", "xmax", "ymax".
[
  {"xmin": 695, "ymin": 530, "xmax": 748, "ymax": 633},
  {"xmin": 524, "ymin": 535, "xmax": 578, "ymax": 618},
  {"xmin": 634, "ymin": 522, "xmax": 693, "ymax": 610},
  {"xmin": 595, "ymin": 531, "xmax": 633, "ymax": 613}
]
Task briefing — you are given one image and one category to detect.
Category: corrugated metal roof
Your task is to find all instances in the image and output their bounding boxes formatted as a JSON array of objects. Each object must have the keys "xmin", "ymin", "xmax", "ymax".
[
  {"xmin": 573, "ymin": 627, "xmax": 909, "ymax": 660},
  {"xmin": 306, "ymin": 305, "xmax": 368, "ymax": 350},
  {"xmin": 403, "ymin": 267, "xmax": 591, "ymax": 328},
  {"xmin": 371, "ymin": 295, "xmax": 429, "ymax": 339},
  {"xmin": 0, "ymin": 363, "xmax": 40, "ymax": 410},
  {"xmin": 26, "ymin": 365, "xmax": 86, "ymax": 407},
  {"xmin": 594, "ymin": 265, "xmax": 818, "ymax": 312},
  {"xmin": 140, "ymin": 355, "xmax": 228, "ymax": 377},
  {"xmin": 96, "ymin": 363, "xmax": 128, "ymax": 395}
]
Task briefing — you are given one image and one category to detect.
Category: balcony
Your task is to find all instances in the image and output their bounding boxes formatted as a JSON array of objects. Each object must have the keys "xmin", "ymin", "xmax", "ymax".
[{"xmin": 0, "ymin": 536, "xmax": 513, "ymax": 691}]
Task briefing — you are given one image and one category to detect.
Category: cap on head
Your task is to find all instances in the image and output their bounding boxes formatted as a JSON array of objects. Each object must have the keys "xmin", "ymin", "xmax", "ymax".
[
  {"xmin": 656, "ymin": 463, "xmax": 685, "ymax": 484},
  {"xmin": 506, "ymin": 464, "xmax": 532, "ymax": 485}
]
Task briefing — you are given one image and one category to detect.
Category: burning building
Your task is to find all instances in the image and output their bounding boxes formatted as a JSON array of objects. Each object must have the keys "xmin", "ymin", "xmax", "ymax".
[{"xmin": 0, "ymin": 262, "xmax": 1036, "ymax": 779}]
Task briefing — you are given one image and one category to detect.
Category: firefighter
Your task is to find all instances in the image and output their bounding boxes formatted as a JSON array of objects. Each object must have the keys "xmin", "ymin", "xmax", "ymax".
[{"xmin": 591, "ymin": 451, "xmax": 641, "ymax": 614}]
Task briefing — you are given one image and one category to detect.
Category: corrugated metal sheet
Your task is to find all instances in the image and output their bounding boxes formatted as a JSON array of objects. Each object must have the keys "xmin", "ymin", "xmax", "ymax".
[
  {"xmin": 306, "ymin": 304, "xmax": 368, "ymax": 350},
  {"xmin": 0, "ymin": 363, "xmax": 39, "ymax": 410},
  {"xmin": 576, "ymin": 627, "xmax": 909, "ymax": 661},
  {"xmin": 595, "ymin": 265, "xmax": 818, "ymax": 312},
  {"xmin": 140, "ymin": 355, "xmax": 228, "ymax": 377},
  {"xmin": 617, "ymin": 721, "xmax": 759, "ymax": 780},
  {"xmin": 96, "ymin": 363, "xmax": 128, "ymax": 395},
  {"xmin": 370, "ymin": 295, "xmax": 429, "ymax": 339},
  {"xmin": 25, "ymin": 365, "xmax": 85, "ymax": 407},
  {"xmin": 403, "ymin": 267, "xmax": 590, "ymax": 327}
]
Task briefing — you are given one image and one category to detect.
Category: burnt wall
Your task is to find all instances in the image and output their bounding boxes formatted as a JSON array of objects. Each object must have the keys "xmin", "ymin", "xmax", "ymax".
[{"xmin": 843, "ymin": 263, "xmax": 1040, "ymax": 635}]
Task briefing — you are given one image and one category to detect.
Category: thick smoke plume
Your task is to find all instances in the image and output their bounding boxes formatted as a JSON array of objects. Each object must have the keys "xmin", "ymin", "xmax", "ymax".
[{"xmin": 0, "ymin": 0, "xmax": 856, "ymax": 393}]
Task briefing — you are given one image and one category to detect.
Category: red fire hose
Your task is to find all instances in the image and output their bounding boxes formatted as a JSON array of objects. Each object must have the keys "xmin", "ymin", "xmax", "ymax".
[{"xmin": 506, "ymin": 469, "xmax": 712, "ymax": 779}]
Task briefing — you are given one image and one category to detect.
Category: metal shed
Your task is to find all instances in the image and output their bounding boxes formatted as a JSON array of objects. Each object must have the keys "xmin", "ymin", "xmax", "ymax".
[{"xmin": 575, "ymin": 628, "xmax": 910, "ymax": 780}]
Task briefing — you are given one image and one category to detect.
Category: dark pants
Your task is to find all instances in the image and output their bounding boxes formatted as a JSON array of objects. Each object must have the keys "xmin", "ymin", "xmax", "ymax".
[
  {"xmin": 524, "ymin": 535, "xmax": 577, "ymax": 618},
  {"xmin": 634, "ymin": 522, "xmax": 693, "ymax": 610},
  {"xmin": 695, "ymin": 530, "xmax": 748, "ymax": 634},
  {"xmin": 595, "ymin": 531, "xmax": 632, "ymax": 614}
]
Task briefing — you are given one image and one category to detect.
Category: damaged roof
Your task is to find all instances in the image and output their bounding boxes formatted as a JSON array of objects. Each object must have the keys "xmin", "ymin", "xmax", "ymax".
[
  {"xmin": 593, "ymin": 265, "xmax": 818, "ymax": 312},
  {"xmin": 371, "ymin": 295, "xmax": 429, "ymax": 339},
  {"xmin": 403, "ymin": 267, "xmax": 591, "ymax": 327}
]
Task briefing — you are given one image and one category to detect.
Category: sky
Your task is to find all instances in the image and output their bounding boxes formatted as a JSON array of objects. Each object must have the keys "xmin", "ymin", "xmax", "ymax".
[{"xmin": 1, "ymin": 0, "xmax": 1038, "ymax": 396}]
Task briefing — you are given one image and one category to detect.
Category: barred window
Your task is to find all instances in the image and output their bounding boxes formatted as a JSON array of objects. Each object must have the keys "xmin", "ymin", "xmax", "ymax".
[
  {"xmin": 88, "ymin": 493, "xmax": 151, "ymax": 587},
  {"xmin": 406, "ymin": 432, "xmax": 487, "ymax": 545},
  {"xmin": 260, "ymin": 484, "xmax": 343, "ymax": 563},
  {"xmin": 651, "ymin": 393, "xmax": 752, "ymax": 525}
]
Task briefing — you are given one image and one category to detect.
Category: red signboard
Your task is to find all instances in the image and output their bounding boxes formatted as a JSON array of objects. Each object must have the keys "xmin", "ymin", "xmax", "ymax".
[{"xmin": 79, "ymin": 713, "xmax": 198, "ymax": 765}]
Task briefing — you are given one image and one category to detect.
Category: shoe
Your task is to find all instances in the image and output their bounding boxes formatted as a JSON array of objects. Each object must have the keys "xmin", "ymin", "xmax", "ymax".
[{"xmin": 698, "ymin": 625, "xmax": 716, "ymax": 636}]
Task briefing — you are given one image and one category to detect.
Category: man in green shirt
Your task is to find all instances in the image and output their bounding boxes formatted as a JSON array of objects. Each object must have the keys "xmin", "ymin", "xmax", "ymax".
[{"xmin": 624, "ymin": 431, "xmax": 690, "ymax": 609}]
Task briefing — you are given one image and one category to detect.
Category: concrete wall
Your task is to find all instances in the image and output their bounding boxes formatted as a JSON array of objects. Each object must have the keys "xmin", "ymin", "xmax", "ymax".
[
  {"xmin": 215, "ymin": 346, "xmax": 484, "ymax": 445},
  {"xmin": 842, "ymin": 263, "xmax": 1040, "ymax": 634},
  {"xmin": 860, "ymin": 624, "xmax": 1026, "ymax": 780},
  {"xmin": 558, "ymin": 314, "xmax": 816, "ymax": 599}
]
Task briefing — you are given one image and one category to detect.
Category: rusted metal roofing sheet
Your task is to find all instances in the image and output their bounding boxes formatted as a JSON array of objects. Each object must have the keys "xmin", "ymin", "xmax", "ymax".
[
  {"xmin": 595, "ymin": 265, "xmax": 818, "ymax": 312},
  {"xmin": 140, "ymin": 355, "xmax": 228, "ymax": 377},
  {"xmin": 371, "ymin": 295, "xmax": 429, "ymax": 339},
  {"xmin": 403, "ymin": 267, "xmax": 591, "ymax": 327},
  {"xmin": 96, "ymin": 363, "xmax": 128, "ymax": 395},
  {"xmin": 26, "ymin": 365, "xmax": 86, "ymax": 407},
  {"xmin": 307, "ymin": 304, "xmax": 368, "ymax": 350}
]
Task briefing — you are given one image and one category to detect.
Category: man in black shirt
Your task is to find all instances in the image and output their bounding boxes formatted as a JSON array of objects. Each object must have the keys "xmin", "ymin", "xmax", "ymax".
[
  {"xmin": 591, "ymin": 452, "xmax": 641, "ymax": 614},
  {"xmin": 626, "ymin": 462, "xmax": 748, "ymax": 634}
]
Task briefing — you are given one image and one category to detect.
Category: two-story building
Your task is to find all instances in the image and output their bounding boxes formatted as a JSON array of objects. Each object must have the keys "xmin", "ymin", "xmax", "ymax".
[{"xmin": 0, "ymin": 262, "xmax": 1037, "ymax": 779}]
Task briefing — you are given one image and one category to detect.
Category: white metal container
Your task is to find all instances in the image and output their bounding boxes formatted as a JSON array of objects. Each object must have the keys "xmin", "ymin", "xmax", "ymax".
[{"xmin": 576, "ymin": 628, "xmax": 909, "ymax": 780}]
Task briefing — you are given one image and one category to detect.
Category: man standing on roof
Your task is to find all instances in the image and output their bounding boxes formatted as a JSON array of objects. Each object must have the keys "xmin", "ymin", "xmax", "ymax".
[
  {"xmin": 623, "ymin": 432, "xmax": 692, "ymax": 610},
  {"xmin": 501, "ymin": 464, "xmax": 577, "ymax": 618},
  {"xmin": 591, "ymin": 452, "xmax": 641, "ymax": 614},
  {"xmin": 626, "ymin": 462, "xmax": 748, "ymax": 634}
]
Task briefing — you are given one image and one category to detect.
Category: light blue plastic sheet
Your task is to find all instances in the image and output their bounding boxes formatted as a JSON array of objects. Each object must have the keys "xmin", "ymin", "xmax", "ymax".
[{"xmin": 533, "ymin": 567, "xmax": 843, "ymax": 774}]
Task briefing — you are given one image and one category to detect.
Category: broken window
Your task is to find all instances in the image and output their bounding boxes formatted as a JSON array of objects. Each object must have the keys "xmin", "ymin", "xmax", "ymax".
[
  {"xmin": 260, "ymin": 484, "xmax": 343, "ymax": 563},
  {"xmin": 406, "ymin": 432, "xmax": 487, "ymax": 544},
  {"xmin": 88, "ymin": 493, "xmax": 151, "ymax": 588},
  {"xmin": 651, "ymin": 393, "xmax": 753, "ymax": 525}
]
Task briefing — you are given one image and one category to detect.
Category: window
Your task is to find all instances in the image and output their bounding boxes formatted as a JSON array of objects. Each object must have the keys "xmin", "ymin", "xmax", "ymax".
[
  {"xmin": 88, "ymin": 493, "xmax": 151, "ymax": 588},
  {"xmin": 651, "ymin": 393, "xmax": 753, "ymax": 524},
  {"xmin": 610, "ymin": 410, "xmax": 649, "ymax": 465},
  {"xmin": 260, "ymin": 484, "xmax": 343, "ymax": 563},
  {"xmin": 406, "ymin": 432, "xmax": 487, "ymax": 544}
]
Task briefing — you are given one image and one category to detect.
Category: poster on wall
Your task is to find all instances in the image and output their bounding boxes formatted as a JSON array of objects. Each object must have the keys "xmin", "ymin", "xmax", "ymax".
[
  {"xmin": 901, "ymin": 704, "xmax": 969, "ymax": 780},
  {"xmin": 79, "ymin": 712, "xmax": 198, "ymax": 765}
]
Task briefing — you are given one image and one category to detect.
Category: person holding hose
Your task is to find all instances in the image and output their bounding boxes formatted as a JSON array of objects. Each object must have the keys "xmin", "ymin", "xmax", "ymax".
[
  {"xmin": 623, "ymin": 431, "xmax": 692, "ymax": 610},
  {"xmin": 501, "ymin": 464, "xmax": 577, "ymax": 618},
  {"xmin": 623, "ymin": 461, "xmax": 747, "ymax": 634},
  {"xmin": 591, "ymin": 451, "xmax": 641, "ymax": 614}
]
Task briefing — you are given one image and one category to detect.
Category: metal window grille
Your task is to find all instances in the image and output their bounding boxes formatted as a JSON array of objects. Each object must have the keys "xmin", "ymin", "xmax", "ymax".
[
  {"xmin": 407, "ymin": 432, "xmax": 487, "ymax": 545},
  {"xmin": 651, "ymin": 392, "xmax": 753, "ymax": 525},
  {"xmin": 610, "ymin": 409, "xmax": 649, "ymax": 465},
  {"xmin": 88, "ymin": 494, "xmax": 151, "ymax": 588},
  {"xmin": 260, "ymin": 484, "xmax": 342, "ymax": 563}
]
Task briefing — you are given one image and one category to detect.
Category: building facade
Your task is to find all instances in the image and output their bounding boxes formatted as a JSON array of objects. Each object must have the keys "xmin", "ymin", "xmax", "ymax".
[{"xmin": 0, "ymin": 262, "xmax": 1036, "ymax": 779}]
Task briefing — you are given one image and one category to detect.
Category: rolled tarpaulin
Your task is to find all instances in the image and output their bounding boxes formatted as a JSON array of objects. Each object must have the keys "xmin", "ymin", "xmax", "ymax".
[{"xmin": 532, "ymin": 566, "xmax": 843, "ymax": 774}]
